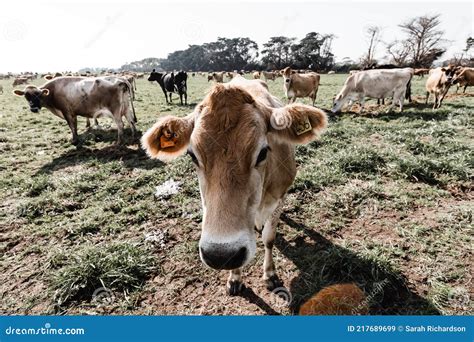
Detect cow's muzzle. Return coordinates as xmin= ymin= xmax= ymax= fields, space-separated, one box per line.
xmin=199 ymin=231 xmax=256 ymax=270
xmin=30 ymin=107 xmax=40 ymax=113
xmin=200 ymin=244 xmax=248 ymax=270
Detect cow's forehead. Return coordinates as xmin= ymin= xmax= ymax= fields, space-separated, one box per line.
xmin=191 ymin=104 xmax=266 ymax=170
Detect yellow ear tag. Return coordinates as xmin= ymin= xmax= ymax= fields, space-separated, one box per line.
xmin=160 ymin=135 xmax=176 ymax=148
xmin=295 ymin=116 xmax=312 ymax=135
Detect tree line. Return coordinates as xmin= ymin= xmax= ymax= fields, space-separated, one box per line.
xmin=118 ymin=14 xmax=473 ymax=73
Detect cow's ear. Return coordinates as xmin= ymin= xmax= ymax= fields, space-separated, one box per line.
xmin=41 ymin=89 xmax=49 ymax=96
xmin=141 ymin=114 xmax=194 ymax=162
xmin=268 ymin=103 xmax=327 ymax=145
xmin=13 ymin=89 xmax=25 ymax=96
xmin=441 ymin=67 xmax=446 ymax=72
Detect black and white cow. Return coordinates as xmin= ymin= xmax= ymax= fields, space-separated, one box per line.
xmin=148 ymin=70 xmax=188 ymax=105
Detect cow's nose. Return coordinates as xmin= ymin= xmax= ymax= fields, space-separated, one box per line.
xmin=200 ymin=244 xmax=247 ymax=270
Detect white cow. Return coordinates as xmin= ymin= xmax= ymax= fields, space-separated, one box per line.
xmin=332 ymin=68 xmax=414 ymax=113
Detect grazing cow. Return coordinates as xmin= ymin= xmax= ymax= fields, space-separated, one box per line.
xmin=282 ymin=67 xmax=320 ymax=106
xmin=252 ymin=71 xmax=260 ymax=79
xmin=414 ymin=68 xmax=430 ymax=78
xmin=327 ymin=71 xmax=336 ymax=75
xmin=12 ymin=77 xmax=28 ymax=86
xmin=141 ymin=75 xmax=327 ymax=295
xmin=453 ymin=67 xmax=474 ymax=93
xmin=44 ymin=72 xmax=63 ymax=80
xmin=261 ymin=71 xmax=276 ymax=81
xmin=13 ymin=77 xmax=135 ymax=145
xmin=148 ymin=70 xmax=188 ymax=105
xmin=207 ymin=72 xmax=224 ymax=83
xmin=425 ymin=66 xmax=458 ymax=109
xmin=332 ymin=68 xmax=414 ymax=113
xmin=0 ymin=85 xmax=3 ymax=94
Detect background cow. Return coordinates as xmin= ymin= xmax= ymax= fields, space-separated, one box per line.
xmin=282 ymin=67 xmax=320 ymax=106
xmin=425 ymin=66 xmax=458 ymax=109
xmin=453 ymin=67 xmax=474 ymax=93
xmin=332 ymin=68 xmax=414 ymax=113
xmin=148 ymin=70 xmax=188 ymax=105
xmin=13 ymin=77 xmax=135 ymax=145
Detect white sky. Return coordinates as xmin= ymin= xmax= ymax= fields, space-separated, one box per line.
xmin=1 ymin=0 xmax=472 ymax=73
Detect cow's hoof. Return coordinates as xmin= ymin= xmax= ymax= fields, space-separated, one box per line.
xmin=71 ymin=139 xmax=79 ymax=146
xmin=265 ymin=275 xmax=283 ymax=291
xmin=227 ymin=280 xmax=243 ymax=296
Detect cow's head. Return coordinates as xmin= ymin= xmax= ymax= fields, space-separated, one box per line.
xmin=449 ymin=66 xmax=465 ymax=85
xmin=441 ymin=65 xmax=461 ymax=84
xmin=282 ymin=67 xmax=292 ymax=85
xmin=142 ymin=84 xmax=326 ymax=270
xmin=148 ymin=69 xmax=163 ymax=82
xmin=13 ymin=86 xmax=49 ymax=113
xmin=174 ymin=71 xmax=188 ymax=93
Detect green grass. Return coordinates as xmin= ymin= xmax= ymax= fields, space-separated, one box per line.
xmin=0 ymin=73 xmax=472 ymax=315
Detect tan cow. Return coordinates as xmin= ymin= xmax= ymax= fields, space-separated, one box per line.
xmin=252 ymin=71 xmax=260 ymax=79
xmin=282 ymin=67 xmax=320 ymax=106
xmin=261 ymin=71 xmax=276 ymax=81
xmin=141 ymin=75 xmax=327 ymax=295
xmin=425 ymin=66 xmax=458 ymax=109
xmin=13 ymin=77 xmax=135 ymax=145
xmin=414 ymin=68 xmax=430 ymax=78
xmin=453 ymin=67 xmax=474 ymax=93
xmin=209 ymin=72 xmax=224 ymax=83
xmin=12 ymin=77 xmax=28 ymax=86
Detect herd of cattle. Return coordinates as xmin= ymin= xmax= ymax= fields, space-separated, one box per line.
xmin=4 ymin=64 xmax=473 ymax=296
xmin=7 ymin=65 xmax=473 ymax=146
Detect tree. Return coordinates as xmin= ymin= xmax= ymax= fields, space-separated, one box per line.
xmin=119 ymin=57 xmax=163 ymax=72
xmin=292 ymin=32 xmax=335 ymax=71
xmin=261 ymin=36 xmax=296 ymax=70
xmin=360 ymin=26 xmax=381 ymax=68
xmin=467 ymin=37 xmax=474 ymax=51
xmin=387 ymin=14 xmax=446 ymax=67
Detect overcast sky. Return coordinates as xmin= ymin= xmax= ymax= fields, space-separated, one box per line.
xmin=1 ymin=0 xmax=472 ymax=72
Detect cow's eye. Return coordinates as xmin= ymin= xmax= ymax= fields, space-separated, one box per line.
xmin=256 ymin=146 xmax=269 ymax=166
xmin=187 ymin=150 xmax=199 ymax=167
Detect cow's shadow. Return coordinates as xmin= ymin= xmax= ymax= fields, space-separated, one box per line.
xmin=35 ymin=128 xmax=164 ymax=175
xmin=268 ymin=214 xmax=440 ymax=315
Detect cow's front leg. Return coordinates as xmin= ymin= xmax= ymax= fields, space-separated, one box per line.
xmin=169 ymin=92 xmax=173 ymax=103
xmin=227 ymin=268 xmax=243 ymax=296
xmin=262 ymin=218 xmax=282 ymax=290
xmin=65 ymin=114 xmax=79 ymax=145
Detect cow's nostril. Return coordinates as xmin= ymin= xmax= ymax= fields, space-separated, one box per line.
xmin=200 ymin=245 xmax=247 ymax=270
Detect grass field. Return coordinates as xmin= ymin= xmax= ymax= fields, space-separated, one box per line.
xmin=0 ymin=73 xmax=472 ymax=315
